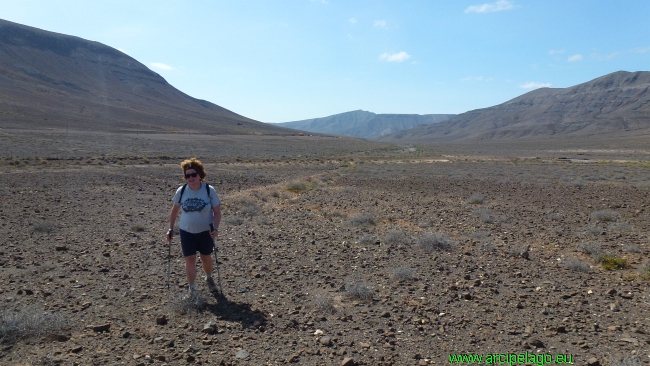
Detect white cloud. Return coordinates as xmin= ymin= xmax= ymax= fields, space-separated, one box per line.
xmin=149 ymin=62 xmax=176 ymax=71
xmin=374 ymin=20 xmax=387 ymax=28
xmin=632 ymin=46 xmax=650 ymax=54
xmin=349 ymin=18 xmax=357 ymax=25
xmin=465 ymin=0 xmax=516 ymax=13
xmin=379 ymin=51 xmax=411 ymax=63
xmin=567 ymin=54 xmax=583 ymax=62
xmin=519 ymin=81 xmax=551 ymax=89
xmin=548 ymin=49 xmax=565 ymax=55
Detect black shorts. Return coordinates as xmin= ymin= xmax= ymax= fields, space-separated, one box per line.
xmin=179 ymin=229 xmax=214 ymax=257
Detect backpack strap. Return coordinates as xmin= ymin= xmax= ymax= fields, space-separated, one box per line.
xmin=178 ymin=183 xmax=187 ymax=205
xmin=206 ymin=183 xmax=212 ymax=208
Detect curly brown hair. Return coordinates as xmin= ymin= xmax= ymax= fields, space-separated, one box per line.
xmin=180 ymin=157 xmax=207 ymax=181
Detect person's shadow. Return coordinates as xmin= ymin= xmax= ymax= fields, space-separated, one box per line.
xmin=206 ymin=292 xmax=267 ymax=330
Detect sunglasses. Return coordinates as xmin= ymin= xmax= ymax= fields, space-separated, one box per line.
xmin=184 ymin=173 xmax=198 ymax=178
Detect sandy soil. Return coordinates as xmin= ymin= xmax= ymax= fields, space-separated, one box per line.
xmin=1 ymin=130 xmax=650 ymax=365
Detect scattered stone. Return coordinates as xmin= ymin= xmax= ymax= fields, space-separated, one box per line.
xmin=91 ymin=323 xmax=111 ymax=333
xmin=70 ymin=346 xmax=83 ymax=353
xmin=606 ymin=289 xmax=617 ymax=296
xmin=320 ymin=336 xmax=332 ymax=346
xmin=359 ymin=342 xmax=370 ymax=349
xmin=620 ymin=337 xmax=639 ymax=346
xmin=203 ymin=321 xmax=217 ymax=334
xmin=43 ymin=333 xmax=70 ymax=342
xmin=587 ymin=358 xmax=600 ymax=366
xmin=156 ymin=315 xmax=167 ymax=325
xmin=235 ymin=350 xmax=250 ymax=359
xmin=608 ymin=325 xmax=621 ymax=331
xmin=530 ymin=339 xmax=545 ymax=348
xmin=341 ymin=357 xmax=356 ymax=366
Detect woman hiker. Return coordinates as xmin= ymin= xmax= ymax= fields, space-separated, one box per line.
xmin=166 ymin=158 xmax=222 ymax=293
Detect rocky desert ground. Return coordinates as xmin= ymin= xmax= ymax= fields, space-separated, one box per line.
xmin=1 ymin=129 xmax=650 ymax=366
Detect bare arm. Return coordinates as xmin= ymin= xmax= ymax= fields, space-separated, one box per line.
xmin=167 ymin=204 xmax=181 ymax=241
xmin=210 ymin=205 xmax=222 ymax=238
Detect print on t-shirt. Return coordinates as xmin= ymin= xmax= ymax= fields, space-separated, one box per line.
xmin=183 ymin=198 xmax=208 ymax=213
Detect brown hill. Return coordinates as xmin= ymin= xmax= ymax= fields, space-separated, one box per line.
xmin=382 ymin=71 xmax=650 ymax=142
xmin=0 ymin=19 xmax=291 ymax=134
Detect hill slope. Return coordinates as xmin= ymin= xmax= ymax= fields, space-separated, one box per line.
xmin=382 ymin=71 xmax=650 ymax=142
xmin=274 ymin=110 xmax=454 ymax=139
xmin=0 ymin=19 xmax=291 ymax=134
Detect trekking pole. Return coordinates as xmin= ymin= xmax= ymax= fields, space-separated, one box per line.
xmin=210 ymin=224 xmax=224 ymax=295
xmin=166 ymin=229 xmax=172 ymax=290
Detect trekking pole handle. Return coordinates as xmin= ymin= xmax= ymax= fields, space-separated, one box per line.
xmin=210 ymin=224 xmax=215 ymax=232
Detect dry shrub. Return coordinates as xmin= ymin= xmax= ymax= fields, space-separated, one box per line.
xmin=347 ymin=213 xmax=376 ymax=226
xmin=343 ymin=278 xmax=373 ymax=301
xmin=578 ymin=242 xmax=601 ymax=258
xmin=168 ymin=290 xmax=209 ymax=316
xmin=391 ymin=267 xmax=416 ymax=282
xmin=590 ymin=210 xmax=618 ymax=222
xmin=313 ymin=293 xmax=335 ymax=314
xmin=357 ymin=234 xmax=375 ymax=246
xmin=583 ymin=225 xmax=603 ymax=236
xmin=32 ymin=221 xmax=54 ymax=234
xmin=224 ymin=216 xmax=244 ymax=226
xmin=467 ymin=193 xmax=485 ymax=204
xmin=240 ymin=203 xmax=261 ymax=217
xmin=383 ymin=230 xmax=409 ymax=246
xmin=418 ymin=233 xmax=454 ymax=252
xmin=611 ymin=357 xmax=641 ymax=366
xmin=563 ymin=258 xmax=592 ymax=272
xmin=0 ymin=305 xmax=69 ymax=343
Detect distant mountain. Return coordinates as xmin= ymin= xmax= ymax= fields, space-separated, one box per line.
xmin=273 ymin=110 xmax=455 ymax=139
xmin=381 ymin=71 xmax=650 ymax=142
xmin=0 ymin=19 xmax=292 ymax=134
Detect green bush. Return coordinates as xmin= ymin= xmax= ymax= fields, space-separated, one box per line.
xmin=598 ymin=255 xmax=628 ymax=270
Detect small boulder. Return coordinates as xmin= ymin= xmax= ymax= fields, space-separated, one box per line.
xmin=91 ymin=323 xmax=111 ymax=333
xmin=235 ymin=350 xmax=250 ymax=359
xmin=203 ymin=321 xmax=217 ymax=334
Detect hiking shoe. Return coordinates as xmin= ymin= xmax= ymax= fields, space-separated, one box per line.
xmin=206 ymin=277 xmax=218 ymax=292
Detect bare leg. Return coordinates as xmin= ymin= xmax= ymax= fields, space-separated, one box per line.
xmin=184 ymin=255 xmax=197 ymax=285
xmin=199 ymin=253 xmax=213 ymax=276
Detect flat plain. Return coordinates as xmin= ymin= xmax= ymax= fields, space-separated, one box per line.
xmin=1 ymin=129 xmax=650 ymax=365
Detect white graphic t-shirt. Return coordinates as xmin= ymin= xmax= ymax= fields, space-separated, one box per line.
xmin=172 ymin=183 xmax=221 ymax=234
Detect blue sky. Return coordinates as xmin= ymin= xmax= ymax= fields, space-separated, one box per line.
xmin=2 ymin=0 xmax=649 ymax=122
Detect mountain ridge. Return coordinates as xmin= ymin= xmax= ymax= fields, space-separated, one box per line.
xmin=0 ymin=18 xmax=292 ymax=135
xmin=274 ymin=110 xmax=455 ymax=139
xmin=381 ymin=71 xmax=650 ymax=142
